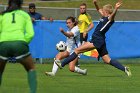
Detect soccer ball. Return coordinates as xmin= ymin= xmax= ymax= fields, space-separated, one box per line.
xmin=56 ymin=41 xmax=67 ymax=52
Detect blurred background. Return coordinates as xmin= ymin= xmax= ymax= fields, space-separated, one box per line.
xmin=0 ymin=0 xmax=140 ymax=20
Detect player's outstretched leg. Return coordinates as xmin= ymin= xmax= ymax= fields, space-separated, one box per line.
xmin=55 ymin=52 xmax=78 ymax=68
xmin=110 ymin=59 xmax=132 ymax=76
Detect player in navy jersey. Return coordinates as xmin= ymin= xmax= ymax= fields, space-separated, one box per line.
xmin=55 ymin=0 xmax=131 ymax=76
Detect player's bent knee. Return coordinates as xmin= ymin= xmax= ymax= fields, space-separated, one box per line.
xmin=102 ymin=55 xmax=111 ymax=64
xmin=102 ymin=58 xmax=110 ymax=64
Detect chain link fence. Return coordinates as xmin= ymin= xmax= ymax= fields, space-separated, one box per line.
xmin=0 ymin=5 xmax=140 ymax=21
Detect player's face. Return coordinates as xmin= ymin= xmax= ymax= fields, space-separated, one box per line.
xmin=66 ymin=19 xmax=74 ymax=29
xmin=102 ymin=9 xmax=109 ymax=16
xmin=80 ymin=5 xmax=86 ymax=14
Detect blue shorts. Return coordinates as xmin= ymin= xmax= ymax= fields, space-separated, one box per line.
xmin=90 ymin=37 xmax=108 ymax=57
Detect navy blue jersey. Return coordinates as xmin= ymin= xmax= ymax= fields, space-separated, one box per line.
xmin=90 ymin=17 xmax=114 ymax=54
xmin=92 ymin=17 xmax=114 ymax=38
xmin=28 ymin=12 xmax=43 ymax=20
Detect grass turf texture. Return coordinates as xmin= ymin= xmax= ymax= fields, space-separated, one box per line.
xmin=0 ymin=1 xmax=140 ymax=93
xmin=0 ymin=62 xmax=140 ymax=93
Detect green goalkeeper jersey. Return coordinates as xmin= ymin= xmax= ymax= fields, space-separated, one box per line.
xmin=0 ymin=10 xmax=34 ymax=43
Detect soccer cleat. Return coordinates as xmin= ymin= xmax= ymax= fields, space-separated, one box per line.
xmin=55 ymin=60 xmax=63 ymax=69
xmin=83 ymin=69 xmax=87 ymax=75
xmin=45 ymin=72 xmax=55 ymax=76
xmin=125 ymin=67 xmax=132 ymax=77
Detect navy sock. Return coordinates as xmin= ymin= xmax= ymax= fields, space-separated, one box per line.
xmin=61 ymin=52 xmax=78 ymax=67
xmin=110 ymin=59 xmax=125 ymax=71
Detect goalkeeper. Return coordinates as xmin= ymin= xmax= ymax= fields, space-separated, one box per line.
xmin=0 ymin=0 xmax=37 ymax=93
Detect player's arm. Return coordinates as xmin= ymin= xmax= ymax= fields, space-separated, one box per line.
xmin=93 ymin=0 xmax=104 ymax=16
xmin=37 ymin=13 xmax=46 ymax=20
xmin=25 ymin=15 xmax=34 ymax=43
xmin=108 ymin=1 xmax=122 ymax=21
xmin=85 ymin=15 xmax=94 ymax=33
xmin=59 ymin=27 xmax=74 ymax=38
xmin=83 ymin=22 xmax=94 ymax=38
xmin=31 ymin=17 xmax=36 ymax=22
xmin=86 ymin=22 xmax=94 ymax=33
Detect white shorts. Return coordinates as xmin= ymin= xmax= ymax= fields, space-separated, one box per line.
xmin=66 ymin=44 xmax=81 ymax=58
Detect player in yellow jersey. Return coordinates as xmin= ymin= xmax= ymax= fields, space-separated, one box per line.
xmin=0 ymin=0 xmax=37 ymax=93
xmin=77 ymin=3 xmax=94 ymax=66
xmin=78 ymin=3 xmax=94 ymax=44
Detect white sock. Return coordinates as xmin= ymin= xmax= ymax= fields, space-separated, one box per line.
xmin=52 ymin=60 xmax=60 ymax=75
xmin=74 ymin=66 xmax=85 ymax=74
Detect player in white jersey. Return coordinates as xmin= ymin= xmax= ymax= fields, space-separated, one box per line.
xmin=45 ymin=16 xmax=87 ymax=76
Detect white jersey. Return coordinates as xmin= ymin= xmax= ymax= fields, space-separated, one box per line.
xmin=66 ymin=26 xmax=81 ymax=53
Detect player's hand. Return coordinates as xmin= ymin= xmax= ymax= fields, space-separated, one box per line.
xmin=59 ymin=27 xmax=64 ymax=33
xmin=31 ymin=17 xmax=35 ymax=22
xmin=115 ymin=1 xmax=122 ymax=9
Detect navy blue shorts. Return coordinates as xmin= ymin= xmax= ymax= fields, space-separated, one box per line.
xmin=90 ymin=37 xmax=108 ymax=57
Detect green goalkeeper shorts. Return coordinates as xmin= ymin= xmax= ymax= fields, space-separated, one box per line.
xmin=0 ymin=41 xmax=31 ymax=61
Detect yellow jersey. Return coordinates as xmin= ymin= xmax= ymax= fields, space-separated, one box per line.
xmin=78 ymin=13 xmax=92 ymax=33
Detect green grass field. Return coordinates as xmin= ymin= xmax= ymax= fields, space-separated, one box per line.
xmin=0 ymin=62 xmax=140 ymax=93
xmin=0 ymin=0 xmax=140 ymax=93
